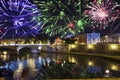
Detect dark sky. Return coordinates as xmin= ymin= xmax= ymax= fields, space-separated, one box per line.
xmin=31 ymin=0 xmax=120 ymax=38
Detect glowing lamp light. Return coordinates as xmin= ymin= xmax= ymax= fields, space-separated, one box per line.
xmin=71 ymin=44 xmax=76 ymax=49
xmin=3 ymin=51 xmax=8 ymax=55
xmin=105 ymin=35 xmax=108 ymax=38
xmin=3 ymin=42 xmax=7 ymax=45
xmin=61 ymin=63 xmax=64 ymax=67
xmin=2 ymin=55 xmax=7 ymax=61
xmin=119 ymin=38 xmax=120 ymax=43
xmin=105 ymin=69 xmax=110 ymax=74
xmin=80 ymin=43 xmax=85 ymax=45
xmin=87 ymin=44 xmax=94 ymax=49
xmin=38 ymin=46 xmax=42 ymax=50
xmin=27 ymin=55 xmax=29 ymax=58
xmin=110 ymin=44 xmax=118 ymax=50
xmin=111 ymin=65 xmax=118 ymax=71
xmin=75 ymin=41 xmax=78 ymax=44
xmin=63 ymin=60 xmax=66 ymax=64
xmin=31 ymin=41 xmax=34 ymax=44
xmin=88 ymin=61 xmax=94 ymax=66
xmin=63 ymin=40 xmax=65 ymax=43
xmin=71 ymin=57 xmax=77 ymax=63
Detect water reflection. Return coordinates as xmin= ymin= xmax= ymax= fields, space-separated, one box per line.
xmin=111 ymin=64 xmax=119 ymax=71
xmin=0 ymin=54 xmax=9 ymax=61
xmin=88 ymin=61 xmax=94 ymax=66
xmin=0 ymin=53 xmax=120 ymax=79
xmin=14 ymin=61 xmax=23 ymax=79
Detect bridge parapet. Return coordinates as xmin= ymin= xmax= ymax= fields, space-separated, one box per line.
xmin=0 ymin=44 xmax=52 ymax=54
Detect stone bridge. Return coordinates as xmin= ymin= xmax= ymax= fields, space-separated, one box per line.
xmin=0 ymin=44 xmax=53 ymax=54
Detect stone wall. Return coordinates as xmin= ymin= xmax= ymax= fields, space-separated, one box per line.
xmin=69 ymin=44 xmax=120 ymax=55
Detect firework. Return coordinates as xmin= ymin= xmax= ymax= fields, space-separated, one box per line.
xmin=84 ymin=0 xmax=120 ymax=30
xmin=34 ymin=0 xmax=86 ymax=38
xmin=0 ymin=0 xmax=42 ymax=39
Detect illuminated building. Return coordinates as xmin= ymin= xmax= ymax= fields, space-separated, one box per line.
xmin=101 ymin=33 xmax=120 ymax=44
xmin=87 ymin=32 xmax=100 ymax=44
xmin=54 ymin=38 xmax=63 ymax=45
xmin=75 ymin=32 xmax=100 ymax=44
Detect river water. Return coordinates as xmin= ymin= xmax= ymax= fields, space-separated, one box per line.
xmin=0 ymin=52 xmax=120 ymax=79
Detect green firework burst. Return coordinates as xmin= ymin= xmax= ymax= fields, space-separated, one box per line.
xmin=34 ymin=0 xmax=87 ymax=38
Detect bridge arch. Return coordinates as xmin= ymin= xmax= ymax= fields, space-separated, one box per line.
xmin=18 ymin=47 xmax=32 ymax=55
xmin=0 ymin=47 xmax=17 ymax=55
xmin=0 ymin=44 xmax=53 ymax=55
xmin=17 ymin=46 xmax=32 ymax=54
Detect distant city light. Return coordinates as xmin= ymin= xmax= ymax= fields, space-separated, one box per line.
xmin=38 ymin=46 xmax=42 ymax=50
xmin=75 ymin=41 xmax=79 ymax=44
xmin=87 ymin=44 xmax=94 ymax=49
xmin=3 ymin=42 xmax=7 ymax=45
xmin=105 ymin=69 xmax=110 ymax=74
xmin=71 ymin=57 xmax=77 ymax=63
xmin=61 ymin=63 xmax=64 ymax=67
xmin=80 ymin=43 xmax=86 ymax=45
xmin=31 ymin=41 xmax=34 ymax=44
xmin=111 ymin=65 xmax=118 ymax=71
xmin=1 ymin=55 xmax=8 ymax=61
xmin=88 ymin=61 xmax=94 ymax=66
xmin=3 ymin=51 xmax=8 ymax=55
xmin=110 ymin=44 xmax=118 ymax=50
xmin=71 ymin=44 xmax=77 ymax=49
xmin=105 ymin=35 xmax=108 ymax=38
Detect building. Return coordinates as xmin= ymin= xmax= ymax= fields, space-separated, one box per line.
xmin=75 ymin=34 xmax=87 ymax=44
xmin=101 ymin=33 xmax=120 ymax=44
xmin=87 ymin=32 xmax=100 ymax=44
xmin=75 ymin=32 xmax=100 ymax=44
xmin=54 ymin=37 xmax=63 ymax=45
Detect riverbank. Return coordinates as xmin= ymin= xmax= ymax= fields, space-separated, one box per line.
xmin=42 ymin=51 xmax=120 ymax=61
xmin=51 ymin=78 xmax=120 ymax=80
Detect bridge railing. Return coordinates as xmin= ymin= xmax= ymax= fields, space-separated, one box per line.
xmin=0 ymin=44 xmax=49 ymax=46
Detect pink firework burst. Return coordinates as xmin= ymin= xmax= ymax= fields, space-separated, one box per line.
xmin=85 ymin=0 xmax=120 ymax=29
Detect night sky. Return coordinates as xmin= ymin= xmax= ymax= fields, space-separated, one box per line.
xmin=32 ymin=0 xmax=120 ymax=37
xmin=0 ymin=0 xmax=120 ymax=39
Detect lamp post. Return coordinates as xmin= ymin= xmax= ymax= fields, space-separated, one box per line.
xmin=110 ymin=44 xmax=118 ymax=55
xmin=104 ymin=69 xmax=110 ymax=77
xmin=105 ymin=35 xmax=108 ymax=43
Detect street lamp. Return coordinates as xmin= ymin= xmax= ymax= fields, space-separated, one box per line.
xmin=111 ymin=64 xmax=118 ymax=71
xmin=110 ymin=44 xmax=118 ymax=55
xmin=87 ymin=44 xmax=94 ymax=49
xmin=104 ymin=69 xmax=110 ymax=77
xmin=88 ymin=61 xmax=94 ymax=66
xmin=105 ymin=35 xmax=108 ymax=43
xmin=71 ymin=44 xmax=76 ymax=49
xmin=3 ymin=51 xmax=8 ymax=55
xmin=110 ymin=44 xmax=118 ymax=50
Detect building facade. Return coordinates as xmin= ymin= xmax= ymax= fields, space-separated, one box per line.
xmin=87 ymin=32 xmax=100 ymax=44
xmin=75 ymin=32 xmax=100 ymax=44
xmin=101 ymin=33 xmax=120 ymax=44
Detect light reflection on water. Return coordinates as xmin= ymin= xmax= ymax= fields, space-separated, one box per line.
xmin=13 ymin=57 xmax=38 ymax=80
xmin=0 ymin=53 xmax=120 ymax=79
xmin=0 ymin=54 xmax=9 ymax=61
xmin=14 ymin=61 xmax=23 ymax=79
